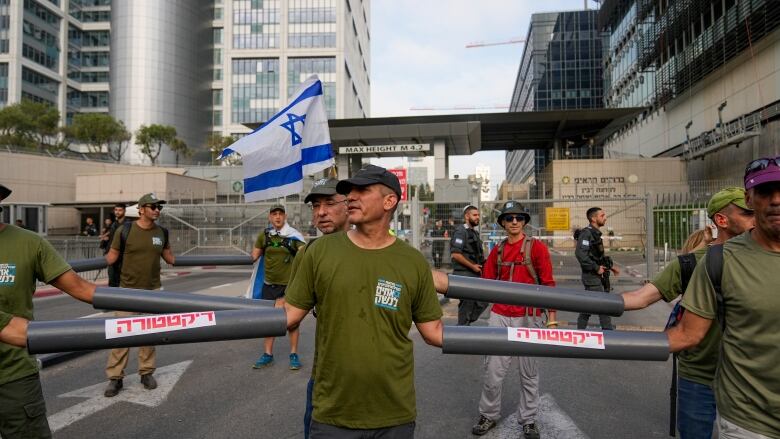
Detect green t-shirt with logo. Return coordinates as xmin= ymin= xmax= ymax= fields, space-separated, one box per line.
xmin=254 ymin=230 xmax=304 ymax=285
xmin=682 ymin=232 xmax=780 ymax=437
xmin=0 ymin=225 xmax=71 ymax=385
xmin=651 ymin=247 xmax=720 ymax=385
xmin=285 ymin=231 xmax=443 ymax=429
xmin=111 ymin=222 xmax=168 ymax=290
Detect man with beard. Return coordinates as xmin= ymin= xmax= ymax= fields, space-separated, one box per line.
xmin=450 ymin=205 xmax=488 ymax=325
xmin=575 ymin=207 xmax=620 ymax=330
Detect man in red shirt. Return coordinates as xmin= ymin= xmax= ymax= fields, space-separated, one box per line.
xmin=471 ymin=201 xmax=557 ymax=439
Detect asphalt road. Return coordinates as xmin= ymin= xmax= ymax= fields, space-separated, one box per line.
xmin=35 ymin=268 xmax=675 ymax=439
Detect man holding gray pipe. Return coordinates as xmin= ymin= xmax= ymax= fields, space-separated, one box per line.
xmin=0 ymin=183 xmax=97 ymax=439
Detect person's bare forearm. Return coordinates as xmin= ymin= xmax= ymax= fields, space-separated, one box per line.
xmin=0 ymin=316 xmax=29 ymax=348
xmin=621 ymin=283 xmax=663 ymax=311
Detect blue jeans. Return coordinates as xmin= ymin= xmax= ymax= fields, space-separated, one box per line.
xmin=304 ymin=378 xmax=314 ymax=439
xmin=677 ymin=377 xmax=716 ymax=439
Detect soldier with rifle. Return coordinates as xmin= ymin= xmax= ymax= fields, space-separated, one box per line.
xmin=575 ymin=207 xmax=620 ymax=330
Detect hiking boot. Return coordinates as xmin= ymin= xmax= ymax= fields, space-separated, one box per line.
xmin=104 ymin=379 xmax=123 ymax=397
xmin=522 ymin=423 xmax=540 ymax=439
xmin=253 ymin=353 xmax=274 ymax=369
xmin=471 ymin=415 xmax=497 ymax=436
xmin=140 ymin=374 xmax=157 ymax=390
xmin=289 ymin=353 xmax=302 ymax=370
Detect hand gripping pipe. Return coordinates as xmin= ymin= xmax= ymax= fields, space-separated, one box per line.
xmin=442 ymin=326 xmax=669 ymax=361
xmin=172 ymin=255 xmax=254 ymax=266
xmin=27 ymin=308 xmax=287 ymax=354
xmin=446 ymin=275 xmax=625 ymax=316
xmin=69 ymin=258 xmax=108 ymax=272
xmin=92 ymin=287 xmax=274 ymax=312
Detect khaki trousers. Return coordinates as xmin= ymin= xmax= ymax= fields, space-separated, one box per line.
xmin=105 ymin=311 xmax=156 ymax=379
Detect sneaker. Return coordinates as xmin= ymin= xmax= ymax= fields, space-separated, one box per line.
xmin=289 ymin=353 xmax=302 ymax=370
xmin=522 ymin=423 xmax=540 ymax=439
xmin=471 ymin=415 xmax=497 ymax=436
xmin=104 ymin=378 xmax=123 ymax=397
xmin=140 ymin=374 xmax=157 ymax=390
xmin=253 ymin=353 xmax=274 ymax=369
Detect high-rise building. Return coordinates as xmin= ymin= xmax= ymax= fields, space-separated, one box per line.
xmin=599 ymin=0 xmax=780 ymax=182
xmin=506 ymin=10 xmax=605 ymax=184
xmin=0 ymin=0 xmax=370 ymax=165
xmin=0 ymin=0 xmax=111 ymax=122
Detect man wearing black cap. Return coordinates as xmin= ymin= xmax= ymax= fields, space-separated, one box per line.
xmin=471 ymin=201 xmax=556 ymax=439
xmin=103 ymin=193 xmax=175 ymax=397
xmin=668 ymin=158 xmax=780 ymax=439
xmin=285 ymin=164 xmax=443 ymax=438
xmin=251 ymin=204 xmax=305 ymax=370
xmin=450 ymin=204 xmax=488 ymax=325
xmin=0 ymin=183 xmax=97 ymax=438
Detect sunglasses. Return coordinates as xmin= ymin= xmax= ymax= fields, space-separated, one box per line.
xmin=143 ymin=204 xmax=164 ymax=211
xmin=745 ymin=157 xmax=780 ymax=177
xmin=503 ymin=215 xmax=526 ymax=223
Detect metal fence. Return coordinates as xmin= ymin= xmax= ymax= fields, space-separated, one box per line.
xmin=47 ymin=237 xmax=107 ymax=281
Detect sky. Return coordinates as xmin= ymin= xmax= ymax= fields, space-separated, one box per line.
xmin=369 ymin=0 xmax=600 ymax=190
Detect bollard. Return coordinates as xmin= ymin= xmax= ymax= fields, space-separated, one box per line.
xmin=27 ymin=308 xmax=287 ymax=354
xmin=69 ymin=258 xmax=108 ymax=272
xmin=442 ymin=326 xmax=669 ymax=361
xmin=172 ymin=255 xmax=253 ymax=266
xmin=92 ymin=287 xmax=274 ymax=313
xmin=447 ymin=275 xmax=625 ymax=316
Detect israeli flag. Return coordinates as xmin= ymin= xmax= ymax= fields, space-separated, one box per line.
xmin=219 ymin=75 xmax=334 ymax=202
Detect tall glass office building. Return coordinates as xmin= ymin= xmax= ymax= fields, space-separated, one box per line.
xmin=506 ymin=10 xmax=604 ymax=184
xmin=0 ymin=0 xmax=370 ymax=165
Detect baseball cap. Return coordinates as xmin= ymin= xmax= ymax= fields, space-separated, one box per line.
xmin=269 ymin=204 xmax=285 ymax=213
xmin=463 ymin=204 xmax=478 ymax=214
xmin=707 ymin=187 xmax=750 ymax=217
xmin=497 ymin=200 xmax=530 ymax=224
xmin=0 ymin=183 xmax=11 ymax=201
xmin=138 ymin=193 xmax=166 ymax=206
xmin=304 ymin=178 xmax=340 ymax=203
xmin=336 ymin=164 xmax=402 ymax=198
xmin=744 ymin=157 xmax=780 ymax=190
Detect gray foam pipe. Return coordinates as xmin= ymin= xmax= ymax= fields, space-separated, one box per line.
xmin=442 ymin=326 xmax=669 ymax=361
xmin=27 ymin=308 xmax=287 ymax=354
xmin=92 ymin=287 xmax=274 ymax=313
xmin=447 ymin=275 xmax=625 ymax=316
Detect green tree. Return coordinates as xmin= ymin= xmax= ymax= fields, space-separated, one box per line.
xmin=206 ymin=133 xmax=237 ymax=164
xmin=69 ymin=113 xmax=129 ymax=157
xmin=106 ymin=122 xmax=132 ymax=163
xmin=0 ymin=100 xmax=59 ymax=149
xmin=135 ymin=124 xmax=177 ymax=165
xmin=170 ymin=137 xmax=190 ymax=166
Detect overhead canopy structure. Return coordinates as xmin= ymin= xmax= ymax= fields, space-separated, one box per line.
xmin=245 ymin=107 xmax=645 ymax=155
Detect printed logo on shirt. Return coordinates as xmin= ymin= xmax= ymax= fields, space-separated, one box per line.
xmin=152 ymin=236 xmax=163 ymax=246
xmin=374 ymin=278 xmax=402 ymax=311
xmin=581 ymin=240 xmax=590 ymax=247
xmin=0 ymin=264 xmax=16 ymax=286
xmin=454 ymin=238 xmax=464 ymax=245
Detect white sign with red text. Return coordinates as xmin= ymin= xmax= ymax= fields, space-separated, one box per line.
xmin=507 ymin=327 xmax=606 ymax=349
xmin=105 ymin=312 xmax=217 ymax=339
xmin=388 ymin=168 xmax=408 ymax=201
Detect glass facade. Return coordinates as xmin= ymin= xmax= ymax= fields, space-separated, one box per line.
xmin=0 ymin=0 xmax=9 ymax=54
xmin=232 ymin=0 xmax=279 ymax=49
xmin=231 ymin=58 xmax=279 ymax=124
xmin=287 ymin=57 xmax=335 ymax=118
xmin=21 ymin=67 xmax=59 ymax=106
xmin=288 ymin=0 xmax=337 ymax=48
xmin=22 ymin=16 xmax=61 ymax=71
xmin=0 ymin=63 xmax=8 ymax=107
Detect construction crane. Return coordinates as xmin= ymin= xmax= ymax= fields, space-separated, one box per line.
xmin=465 ymin=38 xmax=525 ymax=49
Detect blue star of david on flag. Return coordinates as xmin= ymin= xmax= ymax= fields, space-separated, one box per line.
xmin=280 ymin=113 xmax=307 ymax=146
xmin=217 ymin=75 xmax=334 ymax=202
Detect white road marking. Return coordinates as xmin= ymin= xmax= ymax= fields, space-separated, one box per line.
xmin=481 ymin=393 xmax=588 ymax=439
xmin=47 ymin=360 xmax=192 ymax=433
xmin=210 ymin=283 xmax=233 ymax=289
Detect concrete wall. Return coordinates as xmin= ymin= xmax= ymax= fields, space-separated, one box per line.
xmin=75 ymin=172 xmax=216 ymax=204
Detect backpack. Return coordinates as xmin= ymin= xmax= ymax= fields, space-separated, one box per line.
xmin=262 ymin=228 xmax=300 ymax=257
xmin=495 ymin=236 xmax=539 ymax=284
xmin=573 ymin=228 xmax=582 ymax=240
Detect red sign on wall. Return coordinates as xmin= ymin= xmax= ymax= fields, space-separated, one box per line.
xmin=389 ymin=168 xmax=408 ymax=201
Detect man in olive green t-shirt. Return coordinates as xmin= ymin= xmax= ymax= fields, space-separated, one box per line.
xmin=285 ymin=165 xmax=444 ymax=438
xmin=0 ymin=183 xmax=97 ymax=438
xmin=103 ymin=193 xmax=175 ymax=398
xmin=250 ymin=204 xmax=305 ymax=370
xmin=668 ymin=160 xmax=780 ymax=438
xmin=621 ymin=187 xmax=754 ymax=438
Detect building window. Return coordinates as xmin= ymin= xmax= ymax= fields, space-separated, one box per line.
xmin=214 ymin=7 xmax=223 ymax=20
xmin=288 ymin=57 xmax=335 ymax=119
xmin=213 ymin=28 xmax=223 ymax=45
xmin=0 ymin=63 xmax=8 ymax=107
xmin=213 ymin=110 xmax=223 ymax=126
xmin=22 ymin=67 xmax=59 ymax=106
xmin=213 ymin=68 xmax=223 ymax=81
xmin=231 ymin=58 xmax=279 ymax=124
xmin=213 ymin=89 xmax=223 ymax=106
xmin=288 ymin=0 xmax=336 ymax=48
xmin=232 ymin=0 xmax=278 ymax=49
